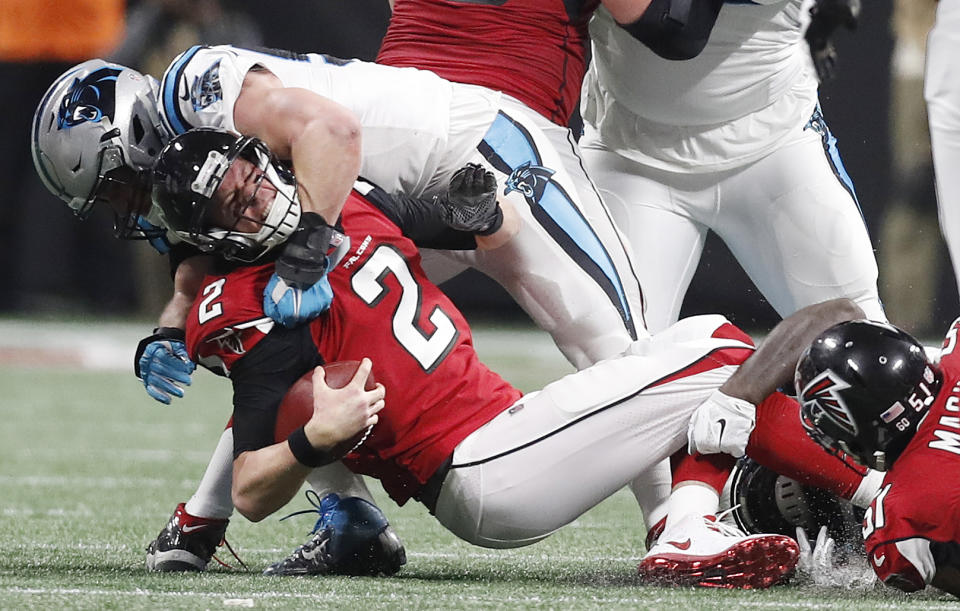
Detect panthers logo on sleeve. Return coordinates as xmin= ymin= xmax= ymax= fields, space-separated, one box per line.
xmin=190 ymin=59 xmax=223 ymax=111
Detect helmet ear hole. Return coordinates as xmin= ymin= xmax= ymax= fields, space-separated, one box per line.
xmin=132 ymin=116 xmax=145 ymax=144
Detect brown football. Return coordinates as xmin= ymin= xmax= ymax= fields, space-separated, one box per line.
xmin=273 ymin=360 xmax=376 ymax=452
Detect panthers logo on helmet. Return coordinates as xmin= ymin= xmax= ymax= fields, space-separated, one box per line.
xmin=190 ymin=60 xmax=223 ymax=111
xmin=56 ymin=66 xmax=122 ymax=129
xmin=800 ymin=370 xmax=857 ymax=436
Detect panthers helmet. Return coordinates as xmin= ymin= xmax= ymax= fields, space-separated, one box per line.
xmin=151 ymin=128 xmax=301 ymax=262
xmin=31 ymin=59 xmax=169 ymax=238
xmin=795 ymin=320 xmax=942 ymax=471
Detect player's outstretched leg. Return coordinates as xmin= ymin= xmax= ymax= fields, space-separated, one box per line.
xmin=145 ymin=502 xmax=229 ymax=572
xmin=263 ymin=491 xmax=406 ymax=577
xmin=637 ymin=513 xmax=799 ymax=589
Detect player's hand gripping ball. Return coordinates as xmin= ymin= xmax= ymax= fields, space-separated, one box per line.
xmin=274 ymin=360 xmax=377 ymax=455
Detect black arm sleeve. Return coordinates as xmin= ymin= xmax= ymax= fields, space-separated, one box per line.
xmin=618 ymin=0 xmax=724 ymax=60
xmin=361 ymin=181 xmax=479 ymax=250
xmin=227 ymin=324 xmax=321 ymax=459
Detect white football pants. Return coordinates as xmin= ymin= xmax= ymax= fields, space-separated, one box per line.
xmin=580 ymin=109 xmax=886 ymax=333
xmin=926 ymin=0 xmax=960 ymax=295
xmin=424 ymin=94 xmax=648 ymax=370
xmin=434 ymin=315 xmax=749 ymax=547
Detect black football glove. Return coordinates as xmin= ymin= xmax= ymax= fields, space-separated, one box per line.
xmin=434 ymin=163 xmax=503 ymax=236
xmin=806 ymin=0 xmax=860 ymax=82
xmin=275 ymin=212 xmax=338 ymax=288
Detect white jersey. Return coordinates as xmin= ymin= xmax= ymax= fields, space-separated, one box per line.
xmin=157 ymin=45 xmax=647 ymax=369
xmin=581 ymin=0 xmax=819 ymax=172
xmin=158 ymin=45 xmax=499 ymax=196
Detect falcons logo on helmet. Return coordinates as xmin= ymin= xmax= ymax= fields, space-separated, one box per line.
xmin=800 ymin=370 xmax=858 ymax=435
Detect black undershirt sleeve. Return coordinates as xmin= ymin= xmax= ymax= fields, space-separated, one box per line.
xmin=618 ymin=0 xmax=724 ymax=60
xmin=362 ymin=181 xmax=478 ymax=250
xmin=228 ymin=324 xmax=322 ymax=459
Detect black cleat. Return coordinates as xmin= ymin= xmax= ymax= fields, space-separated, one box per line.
xmin=263 ymin=492 xmax=406 ymax=577
xmin=145 ymin=502 xmax=229 ymax=572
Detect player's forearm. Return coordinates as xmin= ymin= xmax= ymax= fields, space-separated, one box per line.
xmin=231 ymin=446 xmax=312 ymax=522
xmin=291 ymin=115 xmax=362 ymax=224
xmin=720 ymin=298 xmax=865 ymax=405
xmin=157 ymin=256 xmax=212 ymax=328
xmin=234 ymin=77 xmax=362 ymax=225
xmin=474 ymin=197 xmax=520 ymax=250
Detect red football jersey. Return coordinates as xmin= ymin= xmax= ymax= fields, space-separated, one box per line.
xmin=377 ymin=0 xmax=599 ymax=126
xmin=862 ymin=316 xmax=960 ymax=591
xmin=187 ymin=189 xmax=522 ymax=504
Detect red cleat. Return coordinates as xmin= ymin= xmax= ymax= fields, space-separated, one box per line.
xmin=638 ymin=514 xmax=799 ymax=589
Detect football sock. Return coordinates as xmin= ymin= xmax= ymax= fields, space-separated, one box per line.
xmin=306 ymin=461 xmax=376 ymax=504
xmin=663 ymin=482 xmax=720 ymax=532
xmin=671 ymin=450 xmax=734 ymax=493
xmin=185 ymin=427 xmax=235 ymax=520
xmin=628 ymin=459 xmax=672 ymax=531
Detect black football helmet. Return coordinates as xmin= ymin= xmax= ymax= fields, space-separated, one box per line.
xmin=795 ymin=320 xmax=941 ymax=471
xmin=728 ymin=457 xmax=865 ymax=560
xmin=151 ymin=128 xmax=301 ymax=262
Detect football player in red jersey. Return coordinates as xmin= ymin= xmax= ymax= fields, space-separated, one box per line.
xmin=686 ymin=301 xmax=960 ymax=596
xmin=147 ymin=127 xmax=908 ymax=588
xmin=790 ymin=319 xmax=960 ymax=596
xmin=378 ymin=0 xmax=728 ymax=544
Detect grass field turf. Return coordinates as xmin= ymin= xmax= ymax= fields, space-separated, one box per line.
xmin=1 ymin=321 xmax=958 ymax=609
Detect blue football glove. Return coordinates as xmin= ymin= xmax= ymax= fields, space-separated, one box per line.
xmin=134 ymin=328 xmax=196 ymax=404
xmin=263 ymin=271 xmax=334 ymax=328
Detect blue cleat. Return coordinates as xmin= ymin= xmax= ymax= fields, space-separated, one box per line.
xmin=263 ymin=491 xmax=406 ymax=576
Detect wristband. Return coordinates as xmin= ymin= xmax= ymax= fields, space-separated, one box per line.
xmin=475 ymin=207 xmax=504 ymax=236
xmin=287 ymin=426 xmax=335 ymax=468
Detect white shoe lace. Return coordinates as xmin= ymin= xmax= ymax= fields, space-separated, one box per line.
xmin=704 ymin=508 xmax=749 ymax=538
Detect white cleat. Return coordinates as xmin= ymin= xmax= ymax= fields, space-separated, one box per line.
xmin=638 ymin=513 xmax=799 ymax=589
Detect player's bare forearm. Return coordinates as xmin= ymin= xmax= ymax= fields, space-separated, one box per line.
xmin=157 ymin=256 xmax=212 ymax=328
xmin=474 ymin=197 xmax=521 ymax=250
xmin=232 ymin=447 xmax=312 ymax=522
xmin=234 ymin=70 xmax=362 ymax=225
xmin=720 ymin=298 xmax=865 ymax=405
xmin=290 ymin=112 xmax=361 ymax=224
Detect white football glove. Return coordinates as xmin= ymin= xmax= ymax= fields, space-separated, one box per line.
xmin=687 ymin=390 xmax=756 ymax=457
xmin=796 ymin=525 xmax=877 ymax=588
xmin=797 ymin=526 xmax=836 ymax=586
